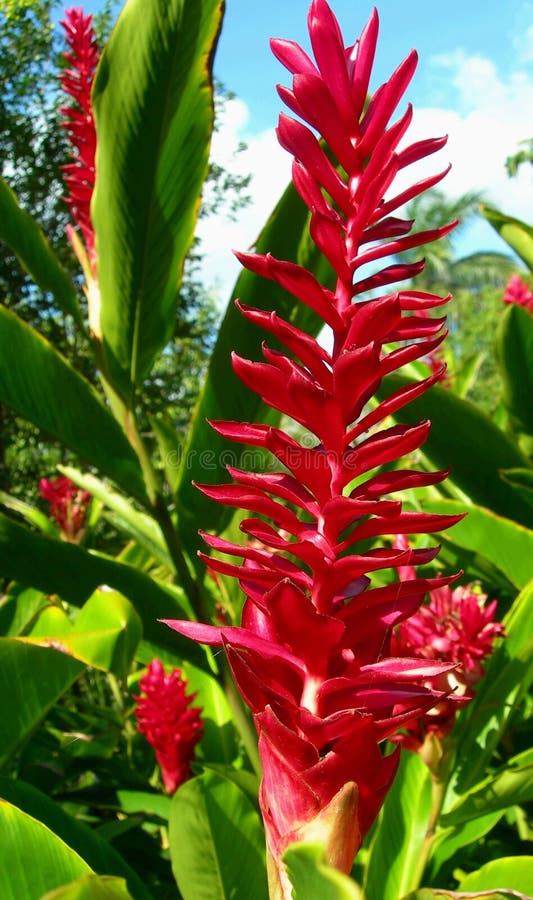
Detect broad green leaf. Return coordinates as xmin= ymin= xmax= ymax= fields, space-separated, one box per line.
xmin=364 ymin=752 xmax=432 ymax=900
xmin=59 ymin=467 xmax=172 ymax=571
xmin=496 ymin=304 xmax=533 ymax=435
xmin=92 ymin=0 xmax=224 ymax=397
xmin=420 ymin=499 xmax=533 ymax=589
xmin=451 ymin=353 xmax=484 ymax=399
xmin=0 ymin=176 xmax=81 ymax=323
xmin=25 ymin=588 xmax=142 ymax=679
xmin=0 ymin=489 xmax=58 ymax=535
xmin=0 ymin=778 xmax=151 ymax=900
xmin=176 ymin=179 xmax=334 ymax=556
xmin=116 ymin=791 xmax=171 ymax=822
xmin=500 ymin=468 xmax=533 ymax=509
xmin=181 ymin=661 xmax=238 ymax=764
xmin=449 ymin=579 xmax=533 ymax=795
xmin=284 ymin=842 xmax=365 ymax=900
xmin=0 ymin=306 xmax=147 ymax=503
xmin=169 ymin=770 xmax=268 ymax=900
xmin=480 ymin=204 xmax=533 ymax=270
xmin=0 ymin=511 xmax=208 ymax=671
xmin=426 ymin=812 xmax=504 ymax=883
xmin=42 ymin=875 xmax=133 ymax=900
xmin=0 ymin=801 xmax=91 ymax=900
xmin=0 ymin=583 xmax=49 ymax=636
xmin=402 ymin=890 xmax=524 ymax=899
xmin=458 ymin=857 xmax=533 ymax=895
xmin=0 ymin=638 xmax=84 ymax=767
xmin=380 ymin=375 xmax=533 ymax=528
xmin=441 ymin=748 xmax=533 ymax=827
xmin=150 ymin=414 xmax=182 ymax=494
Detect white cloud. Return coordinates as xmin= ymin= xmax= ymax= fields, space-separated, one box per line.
xmin=199 ymin=50 xmax=532 ymax=303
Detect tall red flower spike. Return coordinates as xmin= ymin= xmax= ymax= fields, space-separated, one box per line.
xmin=134 ymin=659 xmax=204 ymax=795
xmin=60 ymin=7 xmax=99 ymax=276
xmin=39 ymin=475 xmax=91 ymax=542
xmin=164 ymin=1 xmax=463 ymax=892
xmin=502 ymin=274 xmax=533 ymax=313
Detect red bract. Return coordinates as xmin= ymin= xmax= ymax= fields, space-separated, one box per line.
xmin=60 ymin=7 xmax=99 ymax=275
xmin=39 ymin=475 xmax=91 ymax=542
xmin=134 ymin=659 xmax=203 ymax=795
xmin=502 ymin=274 xmax=533 ymax=312
xmin=164 ymin=0 xmax=463 ymax=889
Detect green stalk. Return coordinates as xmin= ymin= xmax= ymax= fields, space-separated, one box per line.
xmin=410 ymin=774 xmax=447 ymax=889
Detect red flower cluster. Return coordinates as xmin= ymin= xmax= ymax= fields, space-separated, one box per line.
xmin=165 ymin=0 xmax=462 ymax=886
xmin=60 ymin=7 xmax=99 ymax=275
xmin=134 ymin=659 xmax=203 ymax=795
xmin=392 ymin=569 xmax=504 ymax=758
xmin=502 ymin=274 xmax=533 ymax=313
xmin=39 ymin=476 xmax=91 ymax=542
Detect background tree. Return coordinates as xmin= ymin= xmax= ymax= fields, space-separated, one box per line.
xmin=0 ymin=0 xmax=250 ymax=499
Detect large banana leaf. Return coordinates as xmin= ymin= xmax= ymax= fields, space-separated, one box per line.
xmin=480 ymin=204 xmax=533 ymax=270
xmin=381 ymin=375 xmax=533 ymax=528
xmin=0 ymin=177 xmax=81 ymax=324
xmin=175 ymin=180 xmax=333 ymax=555
xmin=0 ymin=512 xmax=207 ymax=670
xmin=0 ymin=306 xmax=147 ymax=503
xmin=496 ymin=304 xmax=533 ymax=436
xmin=92 ymin=0 xmax=224 ymax=399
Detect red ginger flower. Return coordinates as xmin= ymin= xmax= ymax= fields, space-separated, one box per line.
xmin=502 ymin=274 xmax=533 ymax=312
xmin=39 ymin=476 xmax=91 ymax=542
xmin=134 ymin=659 xmax=203 ymax=795
xmin=391 ymin=554 xmax=504 ymax=760
xmin=165 ymin=1 xmax=463 ymax=890
xmin=60 ymin=7 xmax=99 ymax=277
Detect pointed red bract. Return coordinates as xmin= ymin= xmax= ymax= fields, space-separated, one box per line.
xmin=165 ymin=0 xmax=463 ymax=883
xmin=134 ymin=659 xmax=203 ymax=794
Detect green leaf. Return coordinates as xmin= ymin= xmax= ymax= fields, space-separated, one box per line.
xmin=168 ymin=770 xmax=268 ymax=900
xmin=176 ymin=179 xmax=334 ymax=557
xmin=0 ymin=801 xmax=92 ymax=900
xmin=26 ymin=588 xmax=142 ymax=679
xmin=496 ymin=304 xmax=533 ymax=435
xmin=480 ymin=203 xmax=533 ymax=270
xmin=41 ymin=875 xmax=133 ymax=900
xmin=458 ymin=856 xmax=533 ymax=895
xmin=59 ymin=467 xmax=172 ymax=571
xmin=451 ymin=353 xmax=484 ymax=400
xmin=441 ymin=748 xmax=533 ymax=827
xmin=0 ymin=489 xmax=58 ymax=535
xmin=0 ymin=639 xmax=85 ymax=768
xmin=420 ymin=499 xmax=533 ymax=589
xmin=116 ymin=791 xmax=171 ymax=822
xmin=380 ymin=375 xmax=533 ymax=528
xmin=181 ymin=661 xmax=238 ymax=764
xmin=284 ymin=842 xmax=365 ymax=900
xmin=450 ymin=579 xmax=533 ymax=795
xmin=150 ymin=414 xmax=182 ymax=493
xmin=92 ymin=0 xmax=224 ymax=398
xmin=0 ymin=176 xmax=81 ymax=323
xmin=0 ymin=511 xmax=208 ymax=670
xmin=364 ymin=752 xmax=432 ymax=900
xmin=0 ymin=778 xmax=151 ymax=900
xmin=0 ymin=583 xmax=49 ymax=636
xmin=0 ymin=306 xmax=147 ymax=504
xmin=500 ymin=468 xmax=533 ymax=509
xmin=426 ymin=812 xmax=504 ymax=883
xmin=402 ymin=890 xmax=524 ymax=899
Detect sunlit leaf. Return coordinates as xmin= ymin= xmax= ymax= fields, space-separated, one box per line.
xmin=458 ymin=856 xmax=533 ymax=896
xmin=480 ymin=204 xmax=533 ymax=270
xmin=284 ymin=842 xmax=365 ymax=899
xmin=92 ymin=0 xmax=224 ymax=398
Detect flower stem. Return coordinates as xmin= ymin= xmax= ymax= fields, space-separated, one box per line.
xmin=410 ymin=774 xmax=447 ymax=890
